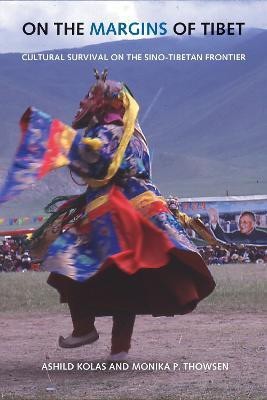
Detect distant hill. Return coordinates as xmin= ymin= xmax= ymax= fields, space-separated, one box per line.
xmin=0 ymin=30 xmax=266 ymax=222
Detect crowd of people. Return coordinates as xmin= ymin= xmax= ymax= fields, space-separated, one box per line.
xmin=0 ymin=236 xmax=39 ymax=272
xmin=199 ymin=245 xmax=267 ymax=265
xmin=0 ymin=234 xmax=266 ymax=272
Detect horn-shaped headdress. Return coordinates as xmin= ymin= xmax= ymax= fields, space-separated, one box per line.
xmin=93 ymin=68 xmax=108 ymax=82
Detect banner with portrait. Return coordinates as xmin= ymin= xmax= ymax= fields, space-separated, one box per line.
xmin=179 ymin=195 xmax=267 ymax=246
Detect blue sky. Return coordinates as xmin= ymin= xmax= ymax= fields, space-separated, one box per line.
xmin=1 ymin=1 xmax=267 ymax=53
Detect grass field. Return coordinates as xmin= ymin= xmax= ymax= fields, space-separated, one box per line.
xmin=0 ymin=264 xmax=266 ymax=400
xmin=0 ymin=264 xmax=266 ymax=313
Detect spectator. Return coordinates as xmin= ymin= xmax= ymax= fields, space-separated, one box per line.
xmin=21 ymin=252 xmax=31 ymax=271
xmin=0 ymin=253 xmax=4 ymax=272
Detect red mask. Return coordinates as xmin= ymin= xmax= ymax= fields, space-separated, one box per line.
xmin=72 ymin=70 xmax=124 ymax=129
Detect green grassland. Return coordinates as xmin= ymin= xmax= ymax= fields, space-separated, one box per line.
xmin=0 ymin=264 xmax=266 ymax=313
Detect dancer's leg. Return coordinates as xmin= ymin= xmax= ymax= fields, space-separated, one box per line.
xmin=58 ymin=296 xmax=99 ymax=348
xmin=68 ymin=298 xmax=96 ymax=336
xmin=111 ymin=313 xmax=136 ymax=356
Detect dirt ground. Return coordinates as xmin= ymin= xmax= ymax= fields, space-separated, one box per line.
xmin=0 ymin=311 xmax=265 ymax=399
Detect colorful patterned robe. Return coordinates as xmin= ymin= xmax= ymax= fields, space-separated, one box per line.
xmin=0 ymin=107 xmax=215 ymax=315
xmin=42 ymin=119 xmax=214 ymax=292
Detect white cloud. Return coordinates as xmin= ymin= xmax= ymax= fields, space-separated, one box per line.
xmin=0 ymin=1 xmax=266 ymax=53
